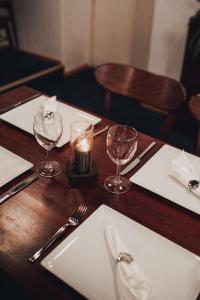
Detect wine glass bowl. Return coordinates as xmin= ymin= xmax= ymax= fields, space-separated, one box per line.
xmin=33 ymin=111 xmax=63 ymax=177
xmin=104 ymin=125 xmax=138 ymax=194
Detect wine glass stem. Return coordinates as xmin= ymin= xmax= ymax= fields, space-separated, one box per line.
xmin=45 ymin=149 xmax=52 ymax=170
xmin=116 ymin=161 xmax=121 ymax=182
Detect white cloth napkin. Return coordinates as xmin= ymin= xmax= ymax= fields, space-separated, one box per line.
xmin=170 ymin=151 xmax=200 ymax=196
xmin=40 ymin=95 xmax=57 ymax=113
xmin=37 ymin=96 xmax=58 ymax=139
xmin=105 ymin=225 xmax=150 ymax=300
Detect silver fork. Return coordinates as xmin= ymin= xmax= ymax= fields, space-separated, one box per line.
xmin=29 ymin=204 xmax=87 ymax=263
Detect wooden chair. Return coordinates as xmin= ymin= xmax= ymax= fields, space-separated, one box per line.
xmin=0 ymin=0 xmax=18 ymax=47
xmin=95 ymin=63 xmax=186 ymax=140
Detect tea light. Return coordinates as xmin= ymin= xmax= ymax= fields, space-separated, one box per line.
xmin=74 ymin=138 xmax=91 ymax=174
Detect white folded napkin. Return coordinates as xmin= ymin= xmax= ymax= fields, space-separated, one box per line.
xmin=170 ymin=151 xmax=200 ymax=196
xmin=37 ymin=96 xmax=59 ymax=139
xmin=105 ymin=224 xmax=150 ymax=300
xmin=40 ymin=95 xmax=57 ymax=113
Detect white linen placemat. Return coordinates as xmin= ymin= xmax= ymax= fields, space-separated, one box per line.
xmin=0 ymin=95 xmax=101 ymax=147
xmin=130 ymin=145 xmax=200 ymax=215
xmin=0 ymin=146 xmax=33 ymax=187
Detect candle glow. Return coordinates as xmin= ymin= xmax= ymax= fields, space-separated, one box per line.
xmin=74 ymin=137 xmax=91 ymax=174
xmin=76 ymin=138 xmax=90 ymax=152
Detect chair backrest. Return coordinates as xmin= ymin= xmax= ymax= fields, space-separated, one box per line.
xmin=95 ymin=63 xmax=185 ymax=113
xmin=0 ymin=0 xmax=18 ymax=47
xmin=95 ymin=63 xmax=186 ymax=140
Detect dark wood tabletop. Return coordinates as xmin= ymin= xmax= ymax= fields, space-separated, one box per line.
xmin=0 ymin=86 xmax=199 ymax=300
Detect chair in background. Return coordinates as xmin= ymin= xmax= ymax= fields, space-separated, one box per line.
xmin=0 ymin=0 xmax=18 ymax=47
xmin=95 ymin=63 xmax=186 ymax=141
xmin=189 ymin=94 xmax=200 ymax=155
xmin=0 ymin=15 xmax=13 ymax=46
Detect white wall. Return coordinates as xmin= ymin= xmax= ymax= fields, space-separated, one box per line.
xmin=60 ymin=0 xmax=91 ymax=71
xmin=14 ymin=0 xmax=62 ymax=60
xmin=14 ymin=0 xmax=91 ymax=71
xmin=92 ymin=0 xmax=200 ymax=78
xmin=130 ymin=0 xmax=155 ymax=69
xmin=13 ymin=0 xmax=200 ymax=79
xmin=148 ymin=0 xmax=200 ymax=80
xmin=91 ymin=0 xmax=136 ymax=66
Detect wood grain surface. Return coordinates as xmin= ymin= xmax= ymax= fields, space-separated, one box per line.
xmin=0 ymin=86 xmax=199 ymax=300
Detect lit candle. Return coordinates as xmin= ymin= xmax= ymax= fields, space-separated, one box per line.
xmin=74 ymin=138 xmax=91 ymax=174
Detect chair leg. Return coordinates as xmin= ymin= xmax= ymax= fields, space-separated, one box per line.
xmin=159 ymin=111 xmax=176 ymax=141
xmin=104 ymin=91 xmax=111 ymax=115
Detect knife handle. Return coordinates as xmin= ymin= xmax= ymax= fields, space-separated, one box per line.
xmin=0 ymin=193 xmax=10 ymax=204
xmin=138 ymin=141 xmax=156 ymax=159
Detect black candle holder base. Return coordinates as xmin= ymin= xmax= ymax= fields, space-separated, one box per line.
xmin=66 ymin=160 xmax=97 ymax=180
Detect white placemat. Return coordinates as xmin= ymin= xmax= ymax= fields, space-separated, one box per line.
xmin=130 ymin=144 xmax=200 ymax=215
xmin=41 ymin=205 xmax=200 ymax=300
xmin=0 ymin=95 xmax=101 ymax=147
xmin=0 ymin=146 xmax=33 ymax=187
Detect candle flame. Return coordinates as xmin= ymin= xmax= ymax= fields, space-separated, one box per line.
xmin=77 ymin=138 xmax=90 ymax=152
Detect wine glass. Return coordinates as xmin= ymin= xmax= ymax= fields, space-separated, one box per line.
xmin=104 ymin=125 xmax=138 ymax=194
xmin=33 ymin=111 xmax=63 ymax=177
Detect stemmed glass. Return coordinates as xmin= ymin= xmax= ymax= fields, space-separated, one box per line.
xmin=33 ymin=111 xmax=63 ymax=177
xmin=104 ymin=125 xmax=138 ymax=194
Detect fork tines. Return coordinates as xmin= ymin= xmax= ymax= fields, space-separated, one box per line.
xmin=73 ymin=204 xmax=87 ymax=222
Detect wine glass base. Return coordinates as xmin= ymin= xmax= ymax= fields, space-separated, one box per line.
xmin=104 ymin=176 xmax=131 ymax=194
xmin=37 ymin=161 xmax=62 ymax=178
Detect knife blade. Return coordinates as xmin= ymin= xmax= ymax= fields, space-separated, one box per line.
xmin=0 ymin=93 xmax=41 ymax=114
xmin=0 ymin=174 xmax=39 ymax=204
xmin=94 ymin=125 xmax=109 ymax=137
xmin=120 ymin=141 xmax=156 ymax=175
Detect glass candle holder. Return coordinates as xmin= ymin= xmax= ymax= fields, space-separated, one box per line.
xmin=70 ymin=121 xmax=94 ymax=174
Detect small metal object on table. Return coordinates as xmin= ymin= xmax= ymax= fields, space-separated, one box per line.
xmin=0 ymin=174 xmax=39 ymax=204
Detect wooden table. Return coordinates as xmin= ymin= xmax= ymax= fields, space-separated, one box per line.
xmin=0 ymin=86 xmax=199 ymax=300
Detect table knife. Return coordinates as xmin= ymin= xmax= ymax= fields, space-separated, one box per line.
xmin=120 ymin=141 xmax=156 ymax=175
xmin=94 ymin=125 xmax=109 ymax=137
xmin=0 ymin=93 xmax=41 ymax=114
xmin=0 ymin=174 xmax=39 ymax=204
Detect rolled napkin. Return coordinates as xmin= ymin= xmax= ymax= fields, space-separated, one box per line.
xmin=37 ymin=96 xmax=59 ymax=139
xmin=40 ymin=95 xmax=57 ymax=113
xmin=105 ymin=224 xmax=150 ymax=300
xmin=170 ymin=150 xmax=200 ymax=197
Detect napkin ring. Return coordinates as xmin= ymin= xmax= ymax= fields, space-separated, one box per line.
xmin=188 ymin=179 xmax=200 ymax=191
xmin=116 ymin=252 xmax=133 ymax=264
